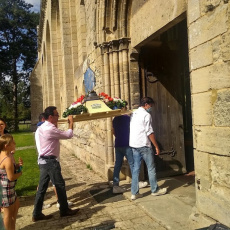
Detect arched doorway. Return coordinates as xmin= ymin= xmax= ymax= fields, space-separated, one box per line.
xmin=139 ymin=19 xmax=194 ymax=177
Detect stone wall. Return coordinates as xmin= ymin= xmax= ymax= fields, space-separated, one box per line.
xmin=187 ymin=0 xmax=230 ymax=227
xmin=30 ymin=60 xmax=43 ymax=131
xmin=130 ymin=0 xmax=186 ymax=48
xmin=30 ymin=0 xmax=230 ymax=227
xmin=31 ymin=0 xmax=136 ymax=181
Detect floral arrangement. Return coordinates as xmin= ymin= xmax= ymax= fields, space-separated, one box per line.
xmin=62 ymin=92 xmax=127 ymax=117
xmin=62 ymin=95 xmax=88 ymax=118
xmin=99 ymin=92 xmax=128 ymax=110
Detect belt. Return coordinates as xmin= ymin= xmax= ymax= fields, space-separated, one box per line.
xmin=40 ymin=155 xmax=56 ymax=159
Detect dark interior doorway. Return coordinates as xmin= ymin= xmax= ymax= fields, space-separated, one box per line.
xmin=139 ymin=19 xmax=194 ymax=178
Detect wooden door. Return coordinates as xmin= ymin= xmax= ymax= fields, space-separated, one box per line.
xmin=139 ymin=20 xmax=192 ymax=177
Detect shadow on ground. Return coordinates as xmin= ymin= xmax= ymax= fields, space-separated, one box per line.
xmin=17 ymin=181 xmax=119 ymax=230
xmin=89 ymin=187 xmax=125 ymax=204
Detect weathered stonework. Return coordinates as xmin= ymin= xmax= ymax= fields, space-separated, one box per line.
xmin=188 ymin=1 xmax=230 ymax=227
xmin=31 ymin=0 xmax=230 ymax=228
xmin=130 ymin=0 xmax=186 ymax=47
xmin=188 ymin=3 xmax=228 ymax=49
xmin=192 ymin=91 xmax=213 ymax=125
xmin=190 ymin=41 xmax=213 ymax=70
xmin=214 ymin=89 xmax=230 ymax=126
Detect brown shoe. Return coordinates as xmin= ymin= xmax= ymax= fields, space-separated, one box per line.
xmin=60 ymin=208 xmax=80 ymax=217
xmin=32 ymin=213 xmax=53 ymax=222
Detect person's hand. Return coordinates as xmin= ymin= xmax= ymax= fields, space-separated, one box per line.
xmin=68 ymin=115 xmax=73 ymax=124
xmin=18 ymin=157 xmax=23 ymax=166
xmin=155 ymin=147 xmax=160 ymax=155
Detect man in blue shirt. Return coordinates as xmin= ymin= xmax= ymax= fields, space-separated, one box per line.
xmin=37 ymin=113 xmax=45 ymax=127
xmin=112 ymin=112 xmax=148 ymax=194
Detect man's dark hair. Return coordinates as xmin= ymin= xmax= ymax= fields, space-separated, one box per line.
xmin=38 ymin=113 xmax=45 ymax=122
xmin=44 ymin=106 xmax=57 ymax=120
xmin=140 ymin=97 xmax=154 ymax=106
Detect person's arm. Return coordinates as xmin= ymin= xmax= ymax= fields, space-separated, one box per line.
xmin=148 ymin=133 xmax=160 ymax=155
xmin=112 ymin=127 xmax=115 ymax=136
xmin=144 ymin=114 xmax=159 ymax=154
xmin=4 ymin=157 xmax=22 ymax=181
xmin=68 ymin=115 xmax=73 ymax=130
xmin=112 ymin=117 xmax=118 ymax=137
xmin=10 ymin=152 xmax=23 ymax=170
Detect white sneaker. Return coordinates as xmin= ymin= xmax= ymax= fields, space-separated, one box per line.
xmin=131 ymin=193 xmax=143 ymax=200
xmin=113 ymin=186 xmax=126 ymax=194
xmin=67 ymin=200 xmax=73 ymax=206
xmin=151 ymin=188 xmax=167 ymax=196
xmin=56 ymin=200 xmax=73 ymax=208
xmin=42 ymin=203 xmax=51 ymax=209
xmin=139 ymin=181 xmax=148 ymax=189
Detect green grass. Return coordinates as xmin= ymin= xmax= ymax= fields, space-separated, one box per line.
xmin=18 ymin=123 xmax=31 ymax=131
xmin=12 ymin=131 xmax=39 ymax=197
xmin=14 ymin=148 xmax=39 ymax=196
xmin=12 ymin=132 xmax=35 ymax=147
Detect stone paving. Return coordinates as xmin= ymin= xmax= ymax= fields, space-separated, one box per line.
xmin=15 ymin=146 xmax=167 ymax=230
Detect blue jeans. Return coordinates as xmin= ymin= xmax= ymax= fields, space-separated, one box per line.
xmin=131 ymin=147 xmax=158 ymax=195
xmin=113 ymin=147 xmax=134 ymax=186
xmin=33 ymin=159 xmax=69 ymax=217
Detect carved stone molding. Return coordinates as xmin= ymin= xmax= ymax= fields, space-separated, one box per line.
xmin=98 ymin=37 xmax=130 ymax=53
xmin=119 ymin=37 xmax=130 ymax=50
xmin=99 ymin=42 xmax=110 ymax=54
xmin=130 ymin=48 xmax=139 ymax=62
xmin=109 ymin=40 xmax=119 ymax=52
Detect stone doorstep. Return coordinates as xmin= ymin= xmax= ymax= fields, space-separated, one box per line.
xmin=120 ymin=176 xmax=196 ymax=230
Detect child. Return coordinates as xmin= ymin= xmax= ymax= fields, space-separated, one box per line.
xmin=0 ymin=134 xmax=23 ymax=230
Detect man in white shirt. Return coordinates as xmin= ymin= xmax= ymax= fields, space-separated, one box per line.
xmin=129 ymin=97 xmax=167 ymax=200
xmin=32 ymin=106 xmax=79 ymax=222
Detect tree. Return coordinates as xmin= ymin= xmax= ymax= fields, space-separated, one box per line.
xmin=0 ymin=0 xmax=39 ymax=131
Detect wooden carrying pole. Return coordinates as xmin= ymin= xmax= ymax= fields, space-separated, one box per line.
xmin=58 ymin=109 xmax=133 ymax=123
xmin=58 ymin=98 xmax=134 ymax=123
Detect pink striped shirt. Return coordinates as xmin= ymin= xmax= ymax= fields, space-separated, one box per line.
xmin=35 ymin=121 xmax=73 ymax=164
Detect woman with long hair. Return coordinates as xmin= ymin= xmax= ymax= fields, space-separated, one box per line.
xmin=0 ymin=134 xmax=23 ymax=230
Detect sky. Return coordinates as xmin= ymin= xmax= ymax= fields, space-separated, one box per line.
xmin=24 ymin=0 xmax=40 ymax=13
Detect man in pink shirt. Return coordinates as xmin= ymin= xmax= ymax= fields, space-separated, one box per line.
xmin=32 ymin=106 xmax=79 ymax=222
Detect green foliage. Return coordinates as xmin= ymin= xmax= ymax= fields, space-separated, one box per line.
xmin=18 ymin=104 xmax=31 ymax=121
xmin=0 ymin=81 xmax=14 ymax=119
xmin=0 ymin=0 xmax=39 ymax=73
xmin=0 ymin=0 xmax=39 ymax=130
xmin=63 ymin=105 xmax=88 ymax=118
xmin=106 ymin=100 xmax=128 ymax=110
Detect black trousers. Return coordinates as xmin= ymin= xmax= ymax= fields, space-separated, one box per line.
xmin=32 ymin=159 xmax=68 ymax=216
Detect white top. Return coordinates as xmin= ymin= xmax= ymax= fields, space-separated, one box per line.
xmin=129 ymin=107 xmax=154 ymax=148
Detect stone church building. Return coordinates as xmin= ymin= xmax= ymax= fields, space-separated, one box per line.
xmin=30 ymin=0 xmax=230 ymax=228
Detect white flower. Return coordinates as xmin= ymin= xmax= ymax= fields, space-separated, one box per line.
xmin=69 ymin=102 xmax=81 ymax=109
